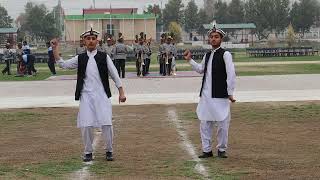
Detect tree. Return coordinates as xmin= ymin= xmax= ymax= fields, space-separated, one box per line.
xmin=204 ymin=0 xmax=215 ymax=21
xmin=290 ymin=0 xmax=320 ymax=36
xmin=214 ymin=0 xmax=228 ymax=23
xmin=227 ymin=0 xmax=245 ymax=24
xmin=286 ymin=23 xmax=296 ymax=47
xmin=184 ymin=0 xmax=198 ymax=32
xmin=20 ymin=2 xmax=61 ymax=41
xmin=244 ymin=0 xmax=289 ymax=40
xmin=168 ymin=22 xmax=182 ymax=42
xmin=0 ymin=5 xmax=13 ymax=28
xmin=197 ymin=8 xmax=211 ymax=38
xmin=271 ymin=0 xmax=290 ymax=34
xmin=162 ymin=0 xmax=184 ymax=30
xmin=144 ymin=4 xmax=163 ymax=26
xmin=245 ymin=0 xmax=269 ymax=40
xmin=52 ymin=0 xmax=64 ymax=36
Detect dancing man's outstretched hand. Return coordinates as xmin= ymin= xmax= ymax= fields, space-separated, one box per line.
xmin=183 ymin=49 xmax=192 ymax=61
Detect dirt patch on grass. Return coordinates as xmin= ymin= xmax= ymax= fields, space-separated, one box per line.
xmin=0 ymin=108 xmax=81 ymax=165
xmin=177 ymin=101 xmax=320 ymax=180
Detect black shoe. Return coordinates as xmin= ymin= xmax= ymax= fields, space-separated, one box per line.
xmin=83 ymin=153 xmax=93 ymax=162
xmin=106 ymin=152 xmax=113 ymax=161
xmin=198 ymin=151 xmax=213 ymax=158
xmin=217 ymin=150 xmax=228 ymax=158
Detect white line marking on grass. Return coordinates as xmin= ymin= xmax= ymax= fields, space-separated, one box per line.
xmin=71 ymin=131 xmax=101 ymax=180
xmin=168 ymin=109 xmax=210 ymax=179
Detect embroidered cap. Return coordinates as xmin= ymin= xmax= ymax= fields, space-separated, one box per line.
xmin=81 ymin=27 xmax=100 ymax=38
xmin=207 ymin=25 xmax=226 ymax=38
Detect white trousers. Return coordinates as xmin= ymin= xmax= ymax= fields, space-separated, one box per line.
xmin=81 ymin=125 xmax=113 ymax=154
xmin=200 ymin=114 xmax=230 ymax=153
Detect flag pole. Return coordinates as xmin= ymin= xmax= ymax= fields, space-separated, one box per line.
xmin=132 ymin=8 xmax=135 ymax=40
xmin=109 ymin=4 xmax=112 ymax=35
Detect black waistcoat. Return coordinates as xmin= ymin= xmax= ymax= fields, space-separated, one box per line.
xmin=200 ymin=48 xmax=228 ymax=98
xmin=75 ymin=51 xmax=112 ymax=101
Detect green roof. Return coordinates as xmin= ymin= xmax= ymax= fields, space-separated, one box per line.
xmin=0 ymin=28 xmax=18 ymax=34
xmin=203 ymin=23 xmax=256 ymax=29
xmin=65 ymin=14 xmax=157 ymax=20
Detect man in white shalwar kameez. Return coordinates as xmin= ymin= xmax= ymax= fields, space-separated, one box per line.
xmin=184 ymin=26 xmax=236 ymax=158
xmin=50 ymin=28 xmax=126 ymax=162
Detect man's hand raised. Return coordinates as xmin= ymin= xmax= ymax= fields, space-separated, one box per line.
xmin=50 ymin=38 xmax=61 ymax=61
xmin=183 ymin=49 xmax=192 ymax=61
xmin=50 ymin=38 xmax=59 ymax=49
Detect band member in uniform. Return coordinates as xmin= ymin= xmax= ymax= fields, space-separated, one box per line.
xmin=113 ymin=33 xmax=127 ymax=78
xmin=184 ymin=26 xmax=236 ymax=159
xmin=76 ymin=37 xmax=86 ymax=55
xmin=171 ymin=41 xmax=177 ymax=76
xmin=144 ymin=38 xmax=152 ymax=75
xmin=97 ymin=40 xmax=106 ymax=53
xmin=159 ymin=34 xmax=166 ymax=75
xmin=104 ymin=37 xmax=114 ymax=64
xmin=163 ymin=36 xmax=175 ymax=76
xmin=51 ymin=27 xmax=127 ymax=162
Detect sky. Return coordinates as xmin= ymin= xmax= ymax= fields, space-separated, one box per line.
xmin=0 ymin=0 xmax=205 ymax=19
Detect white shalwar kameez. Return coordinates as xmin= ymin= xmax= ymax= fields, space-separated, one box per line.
xmin=57 ymin=49 xmax=122 ymax=154
xmin=189 ymin=47 xmax=236 ymax=153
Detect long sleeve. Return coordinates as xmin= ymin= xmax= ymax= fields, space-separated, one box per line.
xmin=223 ymin=51 xmax=236 ymax=95
xmin=57 ymin=55 xmax=79 ymax=69
xmin=106 ymin=55 xmax=122 ymax=88
xmin=112 ymin=46 xmax=116 ymax=57
xmin=189 ymin=54 xmax=207 ymax=74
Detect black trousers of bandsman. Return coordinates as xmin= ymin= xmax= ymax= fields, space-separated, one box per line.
xmin=142 ymin=58 xmax=150 ymax=76
xmin=115 ymin=59 xmax=126 ymax=78
xmin=159 ymin=58 xmax=172 ymax=76
xmin=136 ymin=59 xmax=142 ymax=76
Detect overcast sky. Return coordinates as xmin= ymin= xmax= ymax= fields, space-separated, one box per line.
xmin=0 ymin=0 xmax=205 ymax=19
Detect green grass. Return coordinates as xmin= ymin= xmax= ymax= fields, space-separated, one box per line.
xmin=1 ymin=55 xmax=320 ymax=81
xmin=25 ymin=157 xmax=84 ymax=177
xmin=236 ymin=63 xmax=320 ymax=76
xmin=180 ymin=103 xmax=320 ymax=124
xmin=233 ymin=52 xmax=320 ymax=62
xmin=89 ymin=160 xmax=129 ymax=176
xmin=0 ymin=63 xmax=76 ymax=81
xmin=0 ymin=157 xmax=84 ymax=179
xmin=180 ymin=102 xmax=320 ymax=179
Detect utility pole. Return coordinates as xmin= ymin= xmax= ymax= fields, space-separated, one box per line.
xmin=161 ymin=0 xmax=163 ymax=34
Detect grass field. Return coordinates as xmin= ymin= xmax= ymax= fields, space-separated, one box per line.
xmin=1 ymin=62 xmax=320 ymax=81
xmin=232 ymin=52 xmax=320 ymax=62
xmin=0 ymin=52 xmax=320 ymax=81
xmin=1 ymin=102 xmax=320 ymax=179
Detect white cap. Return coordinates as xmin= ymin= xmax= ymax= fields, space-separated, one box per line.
xmin=207 ymin=25 xmax=226 ymax=38
xmin=81 ymin=27 xmax=100 ymax=38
